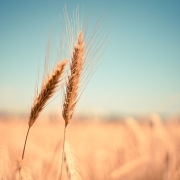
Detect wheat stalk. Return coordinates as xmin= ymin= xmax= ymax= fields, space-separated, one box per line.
xmin=60 ymin=7 xmax=108 ymax=125
xmin=62 ymin=32 xmax=84 ymax=127
xmin=58 ymin=7 xmax=108 ymax=180
xmin=21 ymin=59 xmax=67 ymax=160
xmin=58 ymin=31 xmax=84 ymax=180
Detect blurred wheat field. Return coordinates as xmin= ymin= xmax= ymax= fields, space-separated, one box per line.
xmin=1 ymin=113 xmax=180 ymax=180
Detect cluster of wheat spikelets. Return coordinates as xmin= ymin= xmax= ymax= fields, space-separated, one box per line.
xmin=0 ymin=6 xmax=107 ymax=180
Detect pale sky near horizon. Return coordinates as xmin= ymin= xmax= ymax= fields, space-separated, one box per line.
xmin=0 ymin=1 xmax=180 ymax=117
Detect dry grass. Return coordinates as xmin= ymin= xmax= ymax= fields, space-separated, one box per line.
xmin=1 ymin=116 xmax=180 ymax=180
xmin=2 ymin=6 xmax=179 ymax=180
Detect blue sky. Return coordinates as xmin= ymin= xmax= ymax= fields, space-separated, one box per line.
xmin=0 ymin=1 xmax=180 ymax=116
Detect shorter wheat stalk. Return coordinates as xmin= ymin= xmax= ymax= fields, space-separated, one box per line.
xmin=21 ymin=59 xmax=67 ymax=161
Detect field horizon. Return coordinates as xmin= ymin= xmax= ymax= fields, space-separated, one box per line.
xmin=1 ymin=114 xmax=180 ymax=179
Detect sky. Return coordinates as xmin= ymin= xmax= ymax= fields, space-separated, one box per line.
xmin=0 ymin=0 xmax=180 ymax=117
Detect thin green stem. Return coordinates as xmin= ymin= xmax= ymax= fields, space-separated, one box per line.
xmin=22 ymin=126 xmax=30 ymax=160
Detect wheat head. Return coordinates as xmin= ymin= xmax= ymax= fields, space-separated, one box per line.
xmin=62 ymin=32 xmax=84 ymax=126
xmin=29 ymin=59 xmax=67 ymax=127
xmin=60 ymin=6 xmax=108 ymax=126
xmin=22 ymin=59 xmax=67 ymax=160
xmin=58 ymin=7 xmax=108 ymax=180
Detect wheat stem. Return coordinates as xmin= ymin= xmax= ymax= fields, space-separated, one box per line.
xmin=59 ymin=126 xmax=66 ymax=180
xmin=21 ymin=60 xmax=67 ymax=161
xmin=22 ymin=126 xmax=30 ymax=160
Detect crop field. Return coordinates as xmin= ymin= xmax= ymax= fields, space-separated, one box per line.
xmin=1 ymin=114 xmax=180 ymax=180
xmin=1 ymin=2 xmax=180 ymax=180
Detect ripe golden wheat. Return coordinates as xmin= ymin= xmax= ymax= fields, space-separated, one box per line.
xmin=58 ymin=7 xmax=108 ymax=180
xmin=29 ymin=59 xmax=67 ymax=127
xmin=62 ymin=32 xmax=84 ymax=127
xmin=22 ymin=59 xmax=67 ymax=161
xmin=0 ymin=6 xmax=109 ymax=180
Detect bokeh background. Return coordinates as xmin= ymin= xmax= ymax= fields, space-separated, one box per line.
xmin=1 ymin=1 xmax=180 ymax=180
xmin=0 ymin=0 xmax=180 ymax=119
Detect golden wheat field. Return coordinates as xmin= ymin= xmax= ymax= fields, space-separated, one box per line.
xmin=1 ymin=113 xmax=180 ymax=180
xmin=1 ymin=4 xmax=180 ymax=180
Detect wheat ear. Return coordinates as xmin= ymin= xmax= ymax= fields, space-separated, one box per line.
xmin=22 ymin=59 xmax=67 ymax=160
xmin=58 ymin=32 xmax=84 ymax=180
xmin=58 ymin=6 xmax=108 ymax=179
xmin=62 ymin=32 xmax=84 ymax=127
xmin=29 ymin=59 xmax=67 ymax=127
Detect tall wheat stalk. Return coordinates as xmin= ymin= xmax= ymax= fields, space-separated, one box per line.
xmin=59 ymin=31 xmax=84 ymax=180
xmin=58 ymin=7 xmax=108 ymax=180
